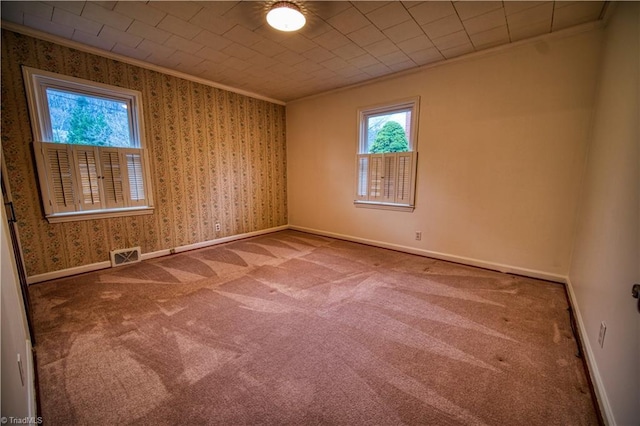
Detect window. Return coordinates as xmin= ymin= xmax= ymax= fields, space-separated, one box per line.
xmin=23 ymin=67 xmax=153 ymax=223
xmin=355 ymin=97 xmax=419 ymax=211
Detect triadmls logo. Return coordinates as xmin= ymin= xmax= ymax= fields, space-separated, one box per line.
xmin=1 ymin=417 xmax=43 ymax=425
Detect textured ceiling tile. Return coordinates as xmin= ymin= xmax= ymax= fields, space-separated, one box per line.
xmin=112 ymin=42 xmax=151 ymax=61
xmin=406 ymin=1 xmax=456 ymax=25
xmin=299 ymin=18 xmax=333 ymax=39
xmin=81 ymin=2 xmax=132 ymax=32
xmin=506 ymin=2 xmax=553 ymax=28
xmin=347 ymin=25 xmax=386 ymax=47
xmin=364 ymin=39 xmax=399 ymax=57
xmin=312 ymin=29 xmax=352 ymax=50
xmin=52 ymin=7 xmax=103 ymax=36
xmin=146 ymin=54 xmax=180 ymax=69
xmin=47 ymin=1 xmax=84 ymax=15
xmin=189 ymin=7 xmax=235 ymax=35
xmin=113 ymin=1 xmax=166 ymax=26
xmin=100 ymin=25 xmax=143 ymax=48
xmin=221 ymin=42 xmax=257 ymax=60
xmin=432 ymin=30 xmax=471 ymax=51
xmin=462 ymin=8 xmax=507 ymax=35
xmin=302 ymin=46 xmax=335 ymax=62
xmin=440 ymin=42 xmax=475 ymax=59
xmin=157 ymin=14 xmax=202 ymax=40
xmin=293 ymin=59 xmax=324 ymax=73
xmin=72 ymin=28 xmax=115 ymax=52
xmin=348 ymin=53 xmax=380 ymax=68
xmin=24 ymin=13 xmax=73 ymax=38
xmin=552 ymin=1 xmax=604 ymax=31
xmin=366 ymin=2 xmax=412 ymax=30
xmin=361 ymin=62 xmax=392 ymax=77
xmin=1 ymin=2 xmax=25 ymax=24
xmin=321 ymin=56 xmax=350 ymax=71
xmin=218 ymin=1 xmax=264 ymax=31
xmin=93 ymin=1 xmax=116 ymax=11
xmin=168 ymin=49 xmax=205 ymax=68
xmin=510 ymin=20 xmax=551 ymax=41
xmin=406 ymin=46 xmax=444 ymax=65
xmin=194 ymin=1 xmax=238 ymax=16
xmin=503 ymin=1 xmax=548 ymax=16
xmin=352 ymin=2 xmax=390 ymax=15
xmin=195 ymin=46 xmax=230 ymax=63
xmin=453 ymin=1 xmax=503 ymax=21
xmin=126 ymin=20 xmax=171 ymax=44
xmin=383 ymin=19 xmax=424 ymax=44
xmin=223 ymin=25 xmax=262 ymax=47
xmin=397 ymin=35 xmax=434 ymax=54
xmin=17 ymin=2 xmax=54 ymax=20
xmin=469 ymin=25 xmax=510 ymax=49
xmin=164 ymin=34 xmax=203 ymax=54
xmin=138 ymin=39 xmax=177 ymax=59
xmin=279 ymin=35 xmax=318 ymax=54
xmin=273 ymin=50 xmax=306 ymax=66
xmin=378 ymin=50 xmax=412 ymax=67
xmin=224 ymin=56 xmax=252 ymax=71
xmin=422 ymin=14 xmax=464 ymax=40
xmin=192 ymin=30 xmax=233 ymax=51
xmin=148 ymin=1 xmax=203 ymax=22
xmin=326 ymin=7 xmax=370 ymax=35
xmin=253 ymin=38 xmax=288 ymax=57
xmin=307 ymin=1 xmax=353 ymax=20
xmin=332 ymin=43 xmax=368 ymax=60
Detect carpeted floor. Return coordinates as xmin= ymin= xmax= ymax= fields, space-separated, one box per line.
xmin=30 ymin=230 xmax=599 ymax=425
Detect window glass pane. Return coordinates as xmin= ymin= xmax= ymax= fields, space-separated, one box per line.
xmin=46 ymin=88 xmax=134 ymax=147
xmin=365 ymin=109 xmax=411 ymax=153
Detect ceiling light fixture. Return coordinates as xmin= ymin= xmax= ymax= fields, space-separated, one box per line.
xmin=266 ymin=1 xmax=306 ymax=32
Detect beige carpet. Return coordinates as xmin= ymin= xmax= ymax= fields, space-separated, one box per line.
xmin=30 ymin=230 xmax=599 ymax=425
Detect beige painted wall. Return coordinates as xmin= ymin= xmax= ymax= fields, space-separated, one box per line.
xmin=1 ymin=30 xmax=287 ymax=277
xmin=287 ymin=29 xmax=602 ymax=277
xmin=568 ymin=3 xmax=640 ymax=424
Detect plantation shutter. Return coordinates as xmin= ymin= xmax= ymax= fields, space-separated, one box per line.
xmin=356 ymin=155 xmax=369 ymax=200
xmin=395 ymin=152 xmax=414 ymax=204
xmin=36 ymin=141 xmax=77 ymax=214
xmin=74 ymin=146 xmax=102 ymax=211
xmin=124 ymin=150 xmax=147 ymax=207
xmin=100 ymin=149 xmax=126 ymax=209
xmin=355 ymin=151 xmax=416 ymax=206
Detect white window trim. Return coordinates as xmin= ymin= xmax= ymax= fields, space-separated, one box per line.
xmin=354 ymin=97 xmax=419 ymax=211
xmin=23 ymin=67 xmax=154 ymax=223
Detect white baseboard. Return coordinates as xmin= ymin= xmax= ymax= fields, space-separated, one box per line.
xmin=289 ymin=225 xmax=567 ymax=283
xmin=565 ymin=277 xmax=614 ymax=425
xmin=26 ymin=225 xmax=289 ymax=284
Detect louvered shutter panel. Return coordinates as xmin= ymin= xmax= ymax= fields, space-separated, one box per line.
xmin=36 ymin=141 xmax=77 ymax=214
xmin=124 ymin=150 xmax=146 ymax=207
xmin=368 ymin=154 xmax=384 ymax=200
xmin=356 ymin=155 xmax=369 ymax=200
xmin=100 ymin=148 xmax=126 ymax=209
xmin=74 ymin=146 xmax=102 ymax=211
xmin=381 ymin=154 xmax=397 ymax=203
xmin=395 ymin=152 xmax=414 ymax=204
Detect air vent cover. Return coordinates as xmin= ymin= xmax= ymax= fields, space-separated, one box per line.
xmin=110 ymin=247 xmax=141 ymax=267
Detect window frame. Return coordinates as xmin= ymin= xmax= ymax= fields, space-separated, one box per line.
xmin=23 ymin=66 xmax=154 ymax=223
xmin=354 ymin=97 xmax=419 ymax=212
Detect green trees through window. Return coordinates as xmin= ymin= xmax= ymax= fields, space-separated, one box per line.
xmin=369 ymin=121 xmax=409 ymax=153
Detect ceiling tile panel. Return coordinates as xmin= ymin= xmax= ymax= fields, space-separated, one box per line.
xmin=462 ymin=8 xmax=507 ymax=35
xmin=422 ymin=14 xmax=464 ymax=40
xmin=157 ymin=15 xmax=202 ymax=40
xmin=2 ymin=1 xmax=608 ymax=102
xmin=126 ymin=20 xmax=171 ymax=44
xmin=52 ymin=7 xmax=103 ymax=36
xmin=406 ymin=1 xmax=456 ymax=25
xmin=383 ymin=20 xmax=424 ymax=44
xmin=113 ymin=1 xmax=165 ymax=26
xmin=365 ymin=2 xmax=413 ymax=30
xmin=326 ymin=7 xmax=370 ymax=35
xmin=81 ymin=2 xmax=132 ymax=32
xmin=148 ymin=1 xmax=202 ymax=21
xmin=454 ymin=1 xmax=503 ymax=21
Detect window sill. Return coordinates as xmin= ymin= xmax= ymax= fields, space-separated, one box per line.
xmin=353 ymin=201 xmax=414 ymax=212
xmin=46 ymin=206 xmax=154 ymax=223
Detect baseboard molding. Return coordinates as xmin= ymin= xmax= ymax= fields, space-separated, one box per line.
xmin=26 ymin=225 xmax=289 ymax=284
xmin=289 ymin=225 xmax=567 ymax=283
xmin=565 ymin=277 xmax=614 ymax=425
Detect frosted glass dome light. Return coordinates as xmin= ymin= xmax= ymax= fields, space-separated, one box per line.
xmin=267 ymin=2 xmax=306 ymax=32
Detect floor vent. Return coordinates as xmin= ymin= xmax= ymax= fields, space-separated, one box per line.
xmin=110 ymin=247 xmax=141 ymax=267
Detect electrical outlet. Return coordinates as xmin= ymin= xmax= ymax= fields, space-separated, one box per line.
xmin=598 ymin=322 xmax=607 ymax=348
xmin=415 ymin=231 xmax=422 ymax=241
xmin=215 ymin=223 xmax=221 ymax=232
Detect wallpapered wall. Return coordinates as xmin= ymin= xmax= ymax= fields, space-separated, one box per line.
xmin=1 ymin=30 xmax=287 ymax=277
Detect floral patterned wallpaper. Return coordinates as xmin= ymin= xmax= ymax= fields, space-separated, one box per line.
xmin=1 ymin=30 xmax=287 ymax=277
